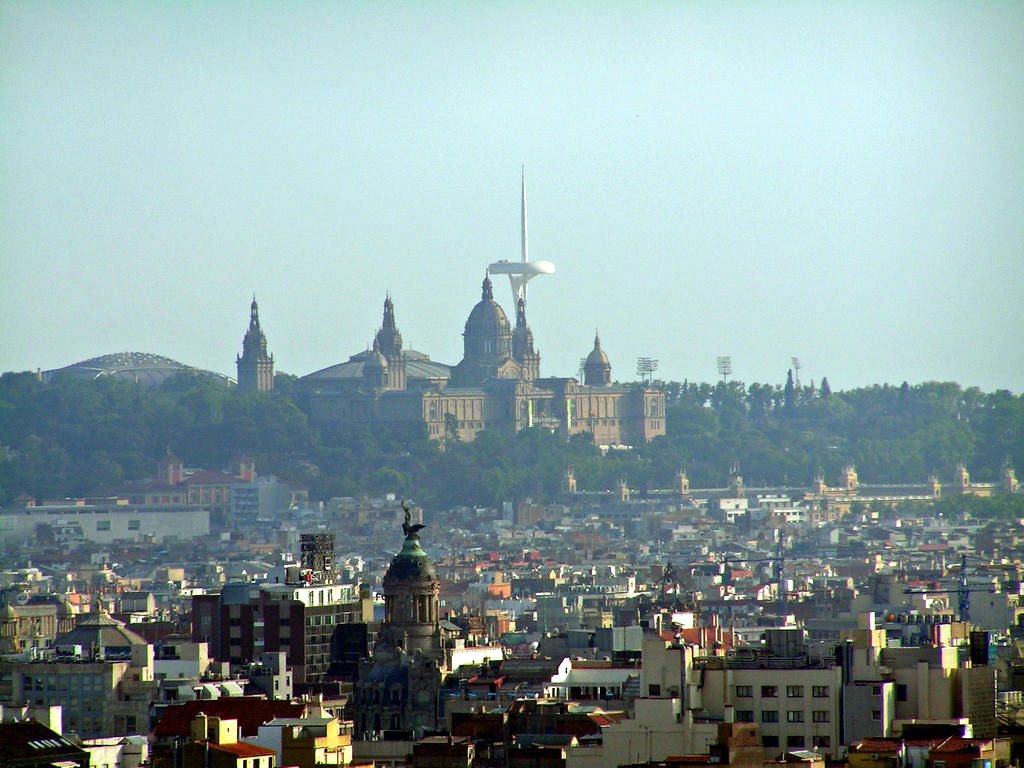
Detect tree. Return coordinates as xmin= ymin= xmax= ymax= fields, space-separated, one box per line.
xmin=784 ymin=369 xmax=796 ymax=414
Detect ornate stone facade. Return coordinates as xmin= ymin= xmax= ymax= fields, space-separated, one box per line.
xmin=300 ymin=277 xmax=665 ymax=445
xmin=353 ymin=507 xmax=443 ymax=737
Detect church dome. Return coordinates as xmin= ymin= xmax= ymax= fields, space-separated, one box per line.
xmin=584 ymin=333 xmax=612 ymax=386
xmin=383 ymin=535 xmax=438 ymax=585
xmin=464 ymin=276 xmax=511 ymax=339
xmin=55 ymin=611 xmax=147 ymax=652
xmin=585 ymin=335 xmax=610 ymax=368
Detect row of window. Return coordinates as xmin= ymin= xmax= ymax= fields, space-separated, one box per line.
xmin=95 ymin=520 xmax=141 ymax=531
xmin=735 ymin=685 xmax=830 ymax=698
xmin=737 ymin=710 xmax=830 ymax=723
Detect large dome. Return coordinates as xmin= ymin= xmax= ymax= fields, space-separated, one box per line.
xmin=43 ymin=352 xmax=233 ymax=388
xmin=464 ymin=276 xmax=511 ymax=338
xmin=55 ymin=611 xmax=147 ymax=654
xmin=585 ymin=335 xmax=610 ymax=368
xmin=383 ymin=535 xmax=438 ymax=585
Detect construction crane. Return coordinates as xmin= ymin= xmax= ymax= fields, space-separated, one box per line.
xmin=903 ymin=553 xmax=995 ymax=623
xmin=720 ymin=541 xmax=787 ymax=617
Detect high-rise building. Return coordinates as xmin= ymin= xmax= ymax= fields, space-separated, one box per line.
xmin=191 ymin=579 xmax=372 ymax=689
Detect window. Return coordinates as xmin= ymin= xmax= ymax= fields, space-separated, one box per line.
xmin=128 ymin=520 xmax=140 ymax=531
xmin=813 ymin=736 xmax=831 ymax=749
xmin=761 ymin=685 xmax=778 ymax=698
xmin=761 ymin=710 xmax=778 ymax=723
xmin=812 ymin=686 xmax=829 ymax=698
xmin=736 ymin=711 xmax=754 ymax=723
xmin=872 ymin=709 xmax=881 ymax=721
xmin=735 ymin=685 xmax=753 ymax=698
xmin=648 ymin=684 xmax=661 ymax=696
xmin=813 ymin=710 xmax=830 ymax=723
xmin=787 ymin=736 xmax=805 ymax=749
xmin=896 ymin=684 xmax=908 ymax=702
xmin=787 ymin=710 xmax=805 ymax=723
xmin=763 ymin=736 xmax=779 ymax=748
xmin=97 ymin=520 xmax=111 ymax=531
xmin=872 ymin=685 xmax=882 ymax=696
xmin=787 ymin=685 xmax=804 ymax=698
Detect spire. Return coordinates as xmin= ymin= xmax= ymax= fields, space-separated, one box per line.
xmin=238 ymin=295 xmax=274 ymax=393
xmin=482 ymin=273 xmax=493 ymax=300
xmin=521 ymin=164 xmax=529 ymax=263
xmin=383 ymin=293 xmax=396 ymax=330
xmin=516 ymin=296 xmax=527 ymax=327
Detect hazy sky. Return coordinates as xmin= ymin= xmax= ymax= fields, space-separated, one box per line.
xmin=2 ymin=2 xmax=1021 ymax=392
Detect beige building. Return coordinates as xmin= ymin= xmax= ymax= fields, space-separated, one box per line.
xmin=301 ymin=281 xmax=665 ymax=446
xmin=179 ymin=715 xmax=276 ymax=768
xmin=0 ymin=595 xmax=76 ymax=654
xmin=568 ymin=615 xmax=995 ymax=768
xmin=251 ymin=715 xmax=354 ymax=768
xmin=0 ymin=612 xmax=157 ymax=737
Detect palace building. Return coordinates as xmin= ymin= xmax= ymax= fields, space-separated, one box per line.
xmin=298 ymin=276 xmax=665 ymax=445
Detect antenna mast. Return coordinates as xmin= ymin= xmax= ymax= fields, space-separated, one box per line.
xmin=521 ymin=165 xmax=528 ymax=263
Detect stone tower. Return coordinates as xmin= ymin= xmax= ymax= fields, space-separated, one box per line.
xmin=236 ymin=296 xmax=274 ymax=393
xmin=583 ymin=333 xmax=612 ymax=386
xmin=1002 ymin=461 xmax=1019 ymax=493
xmin=375 ymin=505 xmax=441 ymax=660
xmin=375 ymin=294 xmax=407 ymax=390
xmin=511 ymin=297 xmax=541 ymax=382
xmin=677 ymin=468 xmax=690 ymax=496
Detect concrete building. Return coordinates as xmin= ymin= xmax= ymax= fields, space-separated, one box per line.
xmin=0 ymin=612 xmax=157 ymax=737
xmin=191 ymin=579 xmax=372 ymax=688
xmin=0 ymin=499 xmax=210 ymax=546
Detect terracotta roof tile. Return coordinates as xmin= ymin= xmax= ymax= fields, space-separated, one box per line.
xmin=209 ymin=741 xmax=276 ymax=758
xmin=154 ymin=699 xmax=305 ymax=738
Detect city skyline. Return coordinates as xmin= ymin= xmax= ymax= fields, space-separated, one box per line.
xmin=2 ymin=3 xmax=1021 ymax=392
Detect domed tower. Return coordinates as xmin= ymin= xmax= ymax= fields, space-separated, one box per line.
xmin=511 ymin=297 xmax=540 ymax=382
xmin=375 ymin=294 xmax=407 ymax=390
xmin=362 ymin=339 xmax=389 ymax=392
xmin=376 ymin=505 xmax=441 ymax=660
xmin=583 ymin=333 xmax=612 ymax=386
xmin=450 ymin=275 xmax=520 ymax=386
xmin=236 ymin=296 xmax=274 ymax=393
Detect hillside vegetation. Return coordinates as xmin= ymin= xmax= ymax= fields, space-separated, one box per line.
xmin=0 ymin=371 xmax=1020 ymax=510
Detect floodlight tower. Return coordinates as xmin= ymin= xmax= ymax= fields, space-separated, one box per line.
xmin=636 ymin=357 xmax=659 ymax=385
xmin=791 ymin=357 xmax=802 ymax=389
xmin=488 ymin=167 xmax=556 ymax=308
xmin=717 ymin=356 xmax=732 ymax=384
